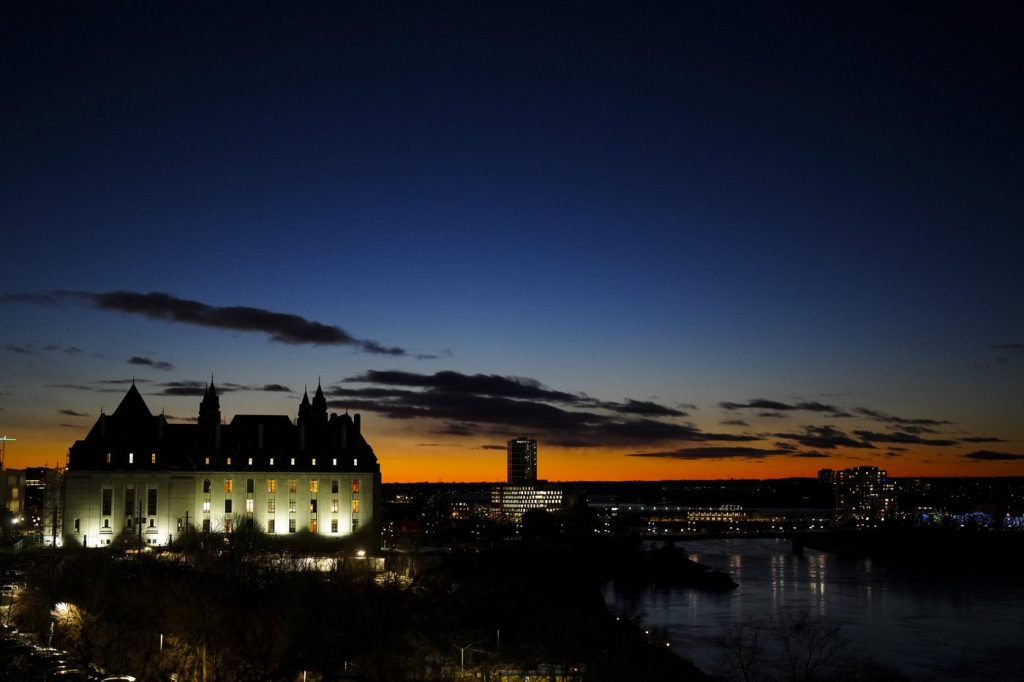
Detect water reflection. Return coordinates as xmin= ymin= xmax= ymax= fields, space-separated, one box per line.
xmin=605 ymin=538 xmax=1024 ymax=681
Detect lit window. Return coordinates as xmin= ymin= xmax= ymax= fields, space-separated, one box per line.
xmin=151 ymin=453 xmax=157 ymax=464
xmin=353 ymin=458 xmax=358 ymax=466
xmin=248 ymin=457 xmax=253 ymax=466
xmin=269 ymin=457 xmax=274 ymax=466
xmin=226 ymin=457 xmax=232 ymax=466
xmin=331 ymin=499 xmax=339 ymax=513
xmin=312 ymin=458 xmax=317 ymax=466
xmin=202 ymin=500 xmax=211 ymax=512
xmin=310 ymin=480 xmax=318 ymax=494
xmin=352 ymin=479 xmax=360 ymax=494
xmin=245 ymin=499 xmax=254 ymax=513
xmin=351 ymin=499 xmax=359 ymax=514
xmin=288 ymin=518 xmax=296 ymax=533
xmin=330 ymin=519 xmax=338 ymax=533
xmin=267 ymin=479 xmax=276 ymax=494
xmin=267 ymin=519 xmax=276 ymax=533
xmin=332 ymin=458 xmax=337 ymax=466
xmin=205 ymin=457 xmax=210 ymax=465
xmin=224 ymin=480 xmax=233 ymax=494
xmin=105 ymin=452 xmax=111 ymax=464
xmin=288 ymin=499 xmax=296 ymax=513
xmin=129 ymin=452 xmax=134 ymax=464
xmin=290 ymin=457 xmax=295 ymax=466
xmin=310 ymin=519 xmax=318 ymax=533
xmin=288 ymin=480 xmax=297 ymax=494
xmin=267 ymin=499 xmax=276 ymax=513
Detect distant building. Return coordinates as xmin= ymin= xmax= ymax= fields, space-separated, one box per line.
xmin=1 ymin=469 xmax=26 ymax=521
xmin=507 ymin=437 xmax=537 ymax=485
xmin=827 ymin=466 xmax=896 ymax=523
xmin=493 ymin=438 xmax=561 ymax=522
xmin=47 ymin=381 xmax=381 ymax=548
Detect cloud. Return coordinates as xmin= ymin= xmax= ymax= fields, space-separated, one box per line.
xmin=720 ymin=419 xmax=749 ymax=427
xmin=853 ymin=430 xmax=959 ymax=447
xmin=720 ymin=398 xmax=845 ymax=415
xmin=331 ymin=369 xmax=736 ymax=448
xmin=960 ymin=436 xmax=1006 ymax=443
xmin=854 ymin=407 xmax=952 ymax=427
xmin=3 ymin=343 xmax=36 ymax=355
xmin=962 ymin=450 xmax=1024 ymax=461
xmin=628 ymin=446 xmax=793 ymax=460
xmin=793 ymin=451 xmax=830 ymax=458
xmin=775 ymin=425 xmax=874 ymax=450
xmin=991 ymin=342 xmax=1024 ymax=352
xmin=260 ymin=384 xmax=292 ymax=392
xmin=5 ymin=290 xmax=409 ymax=355
xmin=58 ymin=409 xmax=89 ymax=417
xmin=479 ymin=444 xmax=506 ymax=450
xmin=129 ymin=356 xmax=175 ymax=371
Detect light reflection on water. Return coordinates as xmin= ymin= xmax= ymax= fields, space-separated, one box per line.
xmin=605 ymin=538 xmax=1024 ymax=681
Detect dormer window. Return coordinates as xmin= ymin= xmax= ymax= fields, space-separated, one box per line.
xmin=129 ymin=452 xmax=134 ymax=464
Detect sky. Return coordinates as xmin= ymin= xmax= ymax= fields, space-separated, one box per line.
xmin=2 ymin=2 xmax=1022 ymax=481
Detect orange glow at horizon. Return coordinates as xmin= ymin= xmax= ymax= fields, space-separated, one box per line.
xmin=5 ymin=424 xmax=1023 ymax=481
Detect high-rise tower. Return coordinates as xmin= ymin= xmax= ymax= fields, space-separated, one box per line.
xmin=507 ymin=437 xmax=537 ymax=485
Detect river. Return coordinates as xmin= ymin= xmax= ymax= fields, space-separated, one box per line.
xmin=603 ymin=537 xmax=1024 ymax=681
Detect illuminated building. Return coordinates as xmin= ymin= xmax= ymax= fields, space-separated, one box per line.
xmin=1 ymin=469 xmax=26 ymax=521
xmin=507 ymin=437 xmax=537 ymax=485
xmin=829 ymin=466 xmax=896 ymax=523
xmin=48 ymin=381 xmax=381 ymax=547
xmin=493 ymin=438 xmax=561 ymax=522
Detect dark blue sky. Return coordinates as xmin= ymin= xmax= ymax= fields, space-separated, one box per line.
xmin=2 ymin=2 xmax=1022 ymax=479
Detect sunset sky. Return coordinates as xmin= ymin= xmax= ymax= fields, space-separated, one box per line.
xmin=2 ymin=2 xmax=1022 ymax=481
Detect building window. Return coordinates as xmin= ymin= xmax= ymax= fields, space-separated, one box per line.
xmin=224 ymin=480 xmax=233 ymax=494
xmin=74 ymin=518 xmax=80 ymax=532
xmin=352 ymin=479 xmax=360 ymax=494
xmin=267 ymin=499 xmax=276 ymax=513
xmin=268 ymin=519 xmax=276 ymax=533
xmin=330 ymin=519 xmax=338 ymax=533
xmin=124 ymin=488 xmax=135 ymax=516
xmin=129 ymin=452 xmax=134 ymax=464
xmin=177 ymin=517 xmax=184 ymax=532
xmin=103 ymin=518 xmax=110 ymax=529
xmin=125 ymin=518 xmax=133 ymax=529
xmin=147 ymin=489 xmax=157 ymax=515
xmin=202 ymin=500 xmax=211 ymax=512
xmin=288 ymin=518 xmax=296 ymax=533
xmin=202 ymin=519 xmax=210 ymax=533
xmin=353 ymin=458 xmax=358 ymax=467
xmin=288 ymin=480 xmax=297 ymax=494
xmin=226 ymin=457 xmax=232 ymax=466
xmin=310 ymin=519 xmax=318 ymax=533
xmin=245 ymin=499 xmax=254 ymax=513
xmin=203 ymin=479 xmax=211 ymax=493
xmin=204 ymin=456 xmax=210 ymax=466
xmin=267 ymin=479 xmax=276 ymax=494
xmin=332 ymin=458 xmax=337 ymax=466
xmin=331 ymin=499 xmax=338 ymax=513
xmin=148 ymin=518 xmax=154 ymax=528
xmin=101 ymin=489 xmax=112 ymax=516
xmin=269 ymin=457 xmax=275 ymax=466
xmin=151 ymin=453 xmax=157 ymax=464
xmin=312 ymin=458 xmax=317 ymax=466
xmin=288 ymin=499 xmax=296 ymax=513
xmin=246 ymin=479 xmax=254 ymax=494
xmin=105 ymin=452 xmax=111 ymax=464
xmin=224 ymin=518 xmax=232 ymax=533
xmin=352 ymin=518 xmax=359 ymax=532
xmin=351 ymin=499 xmax=360 ymax=514
xmin=290 ymin=457 xmax=295 ymax=466
xmin=224 ymin=499 xmax=232 ymax=514
xmin=331 ymin=480 xmax=339 ymax=494
xmin=310 ymin=499 xmax=318 ymax=514
xmin=248 ymin=457 xmax=253 ymax=466
xmin=310 ymin=480 xmax=318 ymax=494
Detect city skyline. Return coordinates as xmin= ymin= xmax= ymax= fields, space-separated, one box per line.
xmin=2 ymin=3 xmax=1022 ymax=481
